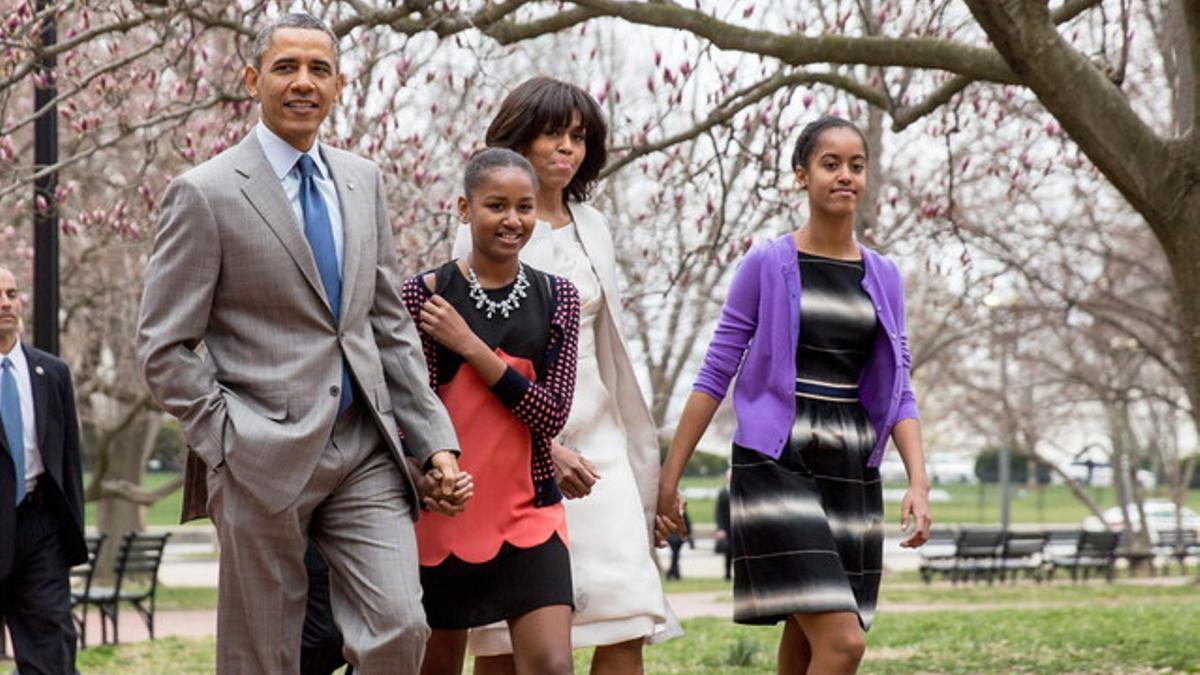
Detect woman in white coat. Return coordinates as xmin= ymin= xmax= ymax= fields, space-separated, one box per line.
xmin=453 ymin=76 xmax=675 ymax=675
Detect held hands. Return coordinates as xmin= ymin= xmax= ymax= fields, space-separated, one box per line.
xmin=420 ymin=450 xmax=474 ymax=516
xmin=899 ymin=485 xmax=932 ymax=548
xmin=551 ymin=439 xmax=600 ymax=499
xmin=654 ymin=487 xmax=687 ymax=548
xmin=420 ymin=295 xmax=481 ymax=354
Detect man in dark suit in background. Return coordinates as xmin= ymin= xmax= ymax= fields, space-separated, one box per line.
xmin=715 ymin=469 xmax=733 ymax=581
xmin=0 ymin=266 xmax=87 ymax=674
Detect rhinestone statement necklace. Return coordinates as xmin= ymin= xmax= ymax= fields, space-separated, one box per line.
xmin=467 ymin=265 xmax=529 ymax=319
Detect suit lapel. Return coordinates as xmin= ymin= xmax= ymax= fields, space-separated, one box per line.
xmin=323 ymin=148 xmax=363 ymax=318
xmin=233 ymin=135 xmax=333 ymax=315
xmin=24 ymin=344 xmax=48 ymax=448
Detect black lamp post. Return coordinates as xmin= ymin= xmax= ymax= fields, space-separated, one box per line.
xmin=33 ymin=0 xmax=59 ymax=355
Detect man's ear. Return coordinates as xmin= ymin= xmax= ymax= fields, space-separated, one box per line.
xmin=243 ymin=65 xmax=260 ymax=99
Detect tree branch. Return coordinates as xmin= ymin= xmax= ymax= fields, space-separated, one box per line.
xmin=0 ymin=92 xmax=243 ymax=200
xmin=964 ymin=0 xmax=1174 ymax=229
xmin=1182 ymin=0 xmax=1200 ymax=139
xmin=892 ymin=75 xmax=971 ymax=131
xmin=478 ymin=6 xmax=601 ymax=44
xmin=332 ymin=0 xmax=596 ymax=43
xmin=0 ymin=42 xmax=160 ymax=137
xmin=95 ymin=475 xmax=184 ymax=506
xmin=1053 ymin=0 xmax=1106 ymax=23
xmin=603 ymin=69 xmax=886 ymax=179
xmin=891 ymin=0 xmax=1103 ymax=131
xmin=568 ymin=0 xmax=1020 ymax=84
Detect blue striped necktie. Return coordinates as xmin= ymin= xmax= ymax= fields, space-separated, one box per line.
xmin=1 ymin=357 xmax=25 ymax=504
xmin=296 ymin=154 xmax=352 ymax=416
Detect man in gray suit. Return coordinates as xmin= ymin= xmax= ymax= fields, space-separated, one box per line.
xmin=137 ymin=13 xmax=466 ymax=673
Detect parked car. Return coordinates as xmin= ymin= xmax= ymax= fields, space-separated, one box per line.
xmin=1082 ymin=500 xmax=1200 ymax=542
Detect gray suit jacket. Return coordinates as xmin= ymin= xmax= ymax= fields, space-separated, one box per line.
xmin=137 ymin=133 xmax=457 ymax=516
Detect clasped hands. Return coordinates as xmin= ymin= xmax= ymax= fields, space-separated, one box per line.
xmin=653 ymin=486 xmax=687 ymax=547
xmin=418 ymin=450 xmax=474 ymax=516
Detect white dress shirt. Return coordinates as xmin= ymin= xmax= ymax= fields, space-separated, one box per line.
xmin=0 ymin=343 xmax=43 ymax=494
xmin=255 ymin=122 xmax=346 ymax=269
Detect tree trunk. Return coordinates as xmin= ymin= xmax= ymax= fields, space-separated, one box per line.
xmin=1160 ymin=204 xmax=1200 ymax=440
xmin=93 ymin=413 xmax=160 ymax=581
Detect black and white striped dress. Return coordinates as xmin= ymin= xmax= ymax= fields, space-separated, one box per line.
xmin=731 ymin=250 xmax=883 ymax=630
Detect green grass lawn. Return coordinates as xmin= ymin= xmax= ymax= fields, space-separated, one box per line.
xmin=61 ymin=580 xmax=1200 ymax=673
xmin=648 ymin=602 xmax=1200 ymax=674
xmin=156 ymin=586 xmax=219 ymax=611
xmin=75 ymin=636 xmax=216 ymax=674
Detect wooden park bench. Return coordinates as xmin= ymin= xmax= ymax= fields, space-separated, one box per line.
xmin=919 ymin=528 xmax=1005 ymax=584
xmin=917 ymin=528 xmax=958 ymax=583
xmin=69 ymin=532 xmax=108 ymax=648
xmin=996 ymin=530 xmax=1049 ymax=583
xmin=74 ymin=530 xmax=171 ymax=644
xmin=1153 ymin=528 xmax=1200 ymax=575
xmin=1047 ymin=530 xmax=1119 ymax=582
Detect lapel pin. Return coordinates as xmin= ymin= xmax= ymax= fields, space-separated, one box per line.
xmin=347 ymin=182 xmax=356 ymax=191
xmin=35 ymin=366 xmax=44 ymax=375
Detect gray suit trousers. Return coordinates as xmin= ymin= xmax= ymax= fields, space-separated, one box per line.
xmin=207 ymin=405 xmax=428 ymax=674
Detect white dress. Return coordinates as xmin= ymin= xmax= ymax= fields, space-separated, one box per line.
xmin=468 ymin=223 xmax=670 ymax=655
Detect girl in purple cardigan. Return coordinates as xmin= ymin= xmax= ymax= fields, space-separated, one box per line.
xmin=658 ymin=116 xmax=932 ymax=674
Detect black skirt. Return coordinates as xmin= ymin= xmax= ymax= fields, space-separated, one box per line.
xmin=419 ymin=532 xmax=573 ymax=631
xmin=730 ymin=396 xmax=883 ymax=630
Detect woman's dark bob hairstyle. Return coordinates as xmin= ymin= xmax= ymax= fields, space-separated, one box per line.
xmin=486 ymin=76 xmax=608 ymax=203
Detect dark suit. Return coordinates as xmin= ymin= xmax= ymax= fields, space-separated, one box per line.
xmin=0 ymin=344 xmax=86 ymax=674
xmin=715 ymin=486 xmax=732 ymax=580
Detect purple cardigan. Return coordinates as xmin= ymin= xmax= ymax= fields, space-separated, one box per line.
xmin=693 ymin=234 xmax=919 ymax=468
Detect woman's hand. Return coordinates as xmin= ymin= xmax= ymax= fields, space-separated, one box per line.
xmin=551 ymin=440 xmax=600 ymax=499
xmin=420 ymin=295 xmax=483 ymax=355
xmin=654 ymin=487 xmax=687 ymax=548
xmin=899 ymin=484 xmax=932 ymax=548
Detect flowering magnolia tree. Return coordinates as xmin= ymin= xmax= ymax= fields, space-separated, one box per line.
xmin=0 ymin=0 xmax=1193 ymax=550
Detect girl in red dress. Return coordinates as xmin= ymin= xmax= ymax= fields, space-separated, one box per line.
xmin=402 ymin=148 xmax=580 ymax=675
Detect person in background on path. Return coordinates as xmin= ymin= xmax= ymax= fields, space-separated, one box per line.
xmin=454 ymin=76 xmax=677 ymax=675
xmin=404 ymin=148 xmax=580 ymax=675
xmin=0 ymin=267 xmax=87 ymax=675
xmin=665 ymin=507 xmax=693 ymax=581
xmin=714 ymin=469 xmax=733 ymax=582
xmin=656 ymin=116 xmax=932 ymax=674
